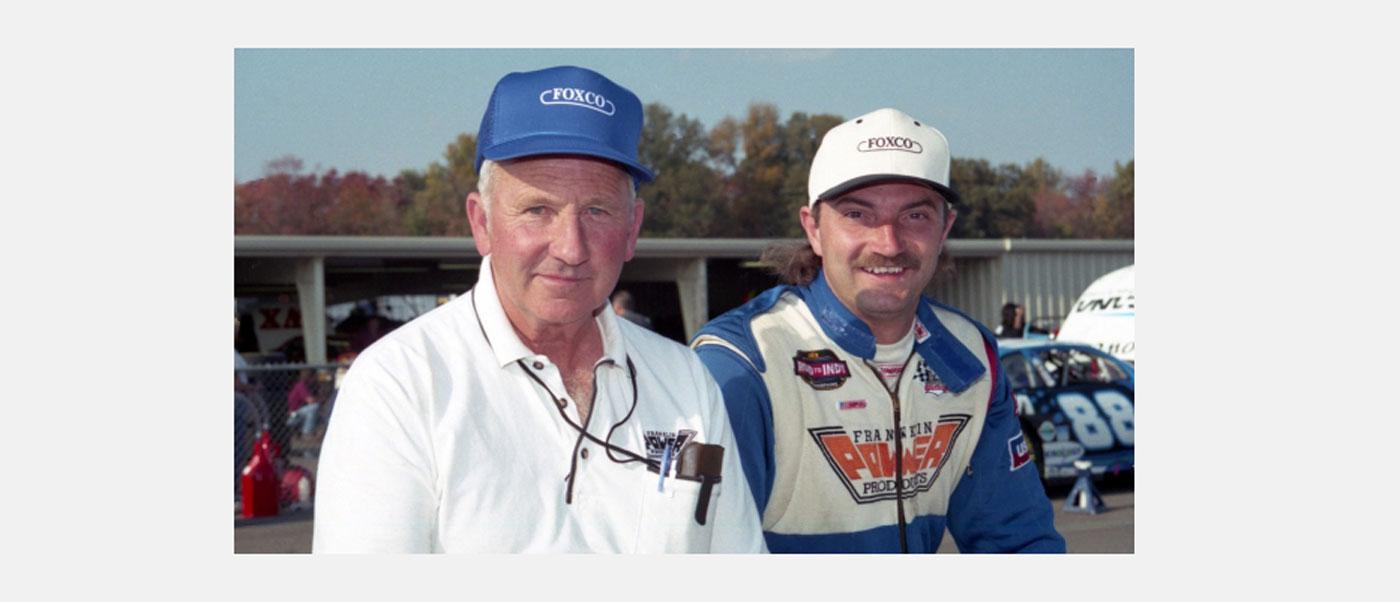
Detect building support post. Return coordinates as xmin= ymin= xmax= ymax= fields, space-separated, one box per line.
xmin=295 ymin=256 xmax=327 ymax=364
xmin=676 ymin=258 xmax=708 ymax=341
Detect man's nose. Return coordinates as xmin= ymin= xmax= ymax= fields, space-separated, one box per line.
xmin=868 ymin=222 xmax=903 ymax=256
xmin=550 ymin=211 xmax=588 ymax=266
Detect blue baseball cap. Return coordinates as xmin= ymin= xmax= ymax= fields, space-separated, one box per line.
xmin=475 ymin=65 xmax=655 ymax=183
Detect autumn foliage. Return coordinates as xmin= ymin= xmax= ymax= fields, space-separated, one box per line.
xmin=235 ymin=103 xmax=1132 ymax=239
xmin=235 ymin=157 xmax=410 ymax=236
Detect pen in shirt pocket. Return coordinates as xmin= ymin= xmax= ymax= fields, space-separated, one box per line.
xmin=657 ymin=443 xmax=674 ymax=492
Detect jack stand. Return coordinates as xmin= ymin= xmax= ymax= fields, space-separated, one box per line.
xmin=1063 ymin=460 xmax=1108 ymax=514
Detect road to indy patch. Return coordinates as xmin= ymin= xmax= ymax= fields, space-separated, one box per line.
xmin=794 ymin=349 xmax=850 ymax=390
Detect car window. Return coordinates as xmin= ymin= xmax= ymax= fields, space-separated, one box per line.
xmin=1027 ymin=347 xmax=1127 ymax=386
xmin=1026 ymin=352 xmax=1059 ymax=388
xmin=1092 ymin=354 xmax=1129 ymax=382
xmin=1001 ymin=353 xmax=1036 ymax=389
xmin=1061 ymin=349 xmax=1127 ymax=384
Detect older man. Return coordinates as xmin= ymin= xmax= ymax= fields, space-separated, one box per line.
xmin=313 ymin=66 xmax=765 ymax=553
xmin=692 ymin=108 xmax=1065 ymax=553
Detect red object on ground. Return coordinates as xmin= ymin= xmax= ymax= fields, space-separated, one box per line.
xmin=280 ymin=466 xmax=315 ymax=507
xmin=241 ymin=431 xmax=280 ymax=518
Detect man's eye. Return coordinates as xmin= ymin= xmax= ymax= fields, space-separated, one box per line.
xmin=843 ymin=210 xmax=864 ymax=220
xmin=586 ymin=207 xmax=610 ymax=216
xmin=524 ymin=206 xmax=549 ymax=215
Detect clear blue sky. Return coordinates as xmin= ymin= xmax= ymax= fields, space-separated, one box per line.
xmin=235 ymin=48 xmax=1132 ymax=184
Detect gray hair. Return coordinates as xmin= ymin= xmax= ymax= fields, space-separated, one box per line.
xmin=476 ymin=158 xmax=637 ymax=220
xmin=476 ymin=159 xmax=498 ymax=219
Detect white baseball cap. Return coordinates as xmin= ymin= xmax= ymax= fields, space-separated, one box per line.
xmin=807 ymin=107 xmax=959 ymax=207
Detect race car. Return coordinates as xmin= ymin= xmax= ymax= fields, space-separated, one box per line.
xmin=998 ymin=339 xmax=1135 ymax=485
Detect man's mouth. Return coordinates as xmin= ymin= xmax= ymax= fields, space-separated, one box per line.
xmin=862 ymin=266 xmax=907 ymax=276
xmin=539 ymin=273 xmax=589 ymax=284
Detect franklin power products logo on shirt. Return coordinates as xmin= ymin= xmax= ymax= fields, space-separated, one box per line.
xmin=793 ymin=349 xmax=851 ymax=390
xmin=645 ymin=429 xmax=697 ymax=473
xmin=856 ymin=136 xmax=923 ymax=153
xmin=539 ymin=87 xmax=616 ymax=115
xmin=807 ymin=414 xmax=970 ymax=504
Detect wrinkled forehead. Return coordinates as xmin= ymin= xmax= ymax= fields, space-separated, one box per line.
xmin=496 ymin=155 xmax=635 ymax=196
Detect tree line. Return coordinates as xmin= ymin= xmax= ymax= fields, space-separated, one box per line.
xmin=235 ymin=102 xmax=1133 ymax=239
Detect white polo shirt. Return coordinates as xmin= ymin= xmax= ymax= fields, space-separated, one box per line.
xmin=313 ymin=255 xmax=766 ymax=553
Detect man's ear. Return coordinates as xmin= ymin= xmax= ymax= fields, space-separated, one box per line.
xmin=799 ymin=205 xmax=823 ymax=257
xmin=467 ymin=192 xmax=491 ymax=256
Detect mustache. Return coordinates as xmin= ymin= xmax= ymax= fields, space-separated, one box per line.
xmin=854 ymin=254 xmax=920 ymax=270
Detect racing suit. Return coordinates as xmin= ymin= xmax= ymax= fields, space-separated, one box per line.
xmin=692 ymin=270 xmax=1065 ymax=553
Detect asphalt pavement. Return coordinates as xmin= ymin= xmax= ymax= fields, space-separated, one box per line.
xmin=234 ymin=478 xmax=1132 ymax=554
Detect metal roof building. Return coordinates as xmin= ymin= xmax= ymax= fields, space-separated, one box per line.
xmin=235 ymin=236 xmax=1132 ymax=363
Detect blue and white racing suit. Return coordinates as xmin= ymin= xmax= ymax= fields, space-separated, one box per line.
xmin=691 ymin=271 xmax=1065 ymax=553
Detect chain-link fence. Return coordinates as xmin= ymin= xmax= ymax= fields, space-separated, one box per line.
xmin=235 ymin=362 xmax=349 ymax=515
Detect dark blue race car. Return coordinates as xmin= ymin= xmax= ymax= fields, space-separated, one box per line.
xmin=997 ymin=339 xmax=1135 ymax=485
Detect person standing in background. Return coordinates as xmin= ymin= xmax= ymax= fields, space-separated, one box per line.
xmin=610 ymin=289 xmax=653 ymax=330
